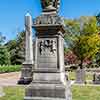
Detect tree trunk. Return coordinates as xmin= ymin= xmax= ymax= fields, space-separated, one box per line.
xmin=79 ymin=60 xmax=83 ymax=69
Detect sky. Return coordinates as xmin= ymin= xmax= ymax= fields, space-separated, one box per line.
xmin=1 ymin=0 xmax=100 ymax=41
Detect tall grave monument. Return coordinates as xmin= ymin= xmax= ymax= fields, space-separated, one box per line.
xmin=21 ymin=0 xmax=72 ymax=100
xmin=18 ymin=13 xmax=34 ymax=84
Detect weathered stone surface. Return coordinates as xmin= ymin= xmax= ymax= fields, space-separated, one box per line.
xmin=75 ymin=68 xmax=85 ymax=84
xmin=18 ymin=64 xmax=33 ymax=85
xmin=24 ymin=81 xmax=72 ymax=100
xmin=23 ymin=0 xmax=72 ymax=100
xmin=25 ymin=83 xmax=65 ymax=98
xmin=18 ymin=14 xmax=34 ymax=85
xmin=36 ymin=38 xmax=57 ymax=69
xmin=93 ymin=73 xmax=100 ymax=84
xmin=24 ymin=31 xmax=71 ymax=100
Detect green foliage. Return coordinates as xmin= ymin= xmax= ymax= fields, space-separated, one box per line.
xmin=72 ymin=85 xmax=100 ymax=100
xmin=0 ymin=86 xmax=25 ymax=100
xmin=72 ymin=33 xmax=100 ymax=62
xmin=64 ymin=16 xmax=100 ymax=67
xmin=0 ymin=65 xmax=21 ymax=73
xmin=5 ymin=31 xmax=25 ymax=65
xmin=0 ymin=46 xmax=10 ymax=65
xmin=0 ymin=32 xmax=6 ymax=45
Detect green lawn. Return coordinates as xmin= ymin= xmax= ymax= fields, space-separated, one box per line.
xmin=72 ymin=85 xmax=100 ymax=100
xmin=0 ymin=86 xmax=25 ymax=100
xmin=0 ymin=85 xmax=100 ymax=100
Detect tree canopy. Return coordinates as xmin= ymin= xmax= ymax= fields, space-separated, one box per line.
xmin=64 ymin=16 xmax=100 ymax=68
xmin=5 ymin=31 xmax=25 ymax=65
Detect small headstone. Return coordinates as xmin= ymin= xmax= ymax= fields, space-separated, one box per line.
xmin=65 ymin=81 xmax=72 ymax=100
xmin=93 ymin=73 xmax=100 ymax=84
xmin=0 ymin=87 xmax=5 ymax=97
xmin=75 ymin=67 xmax=85 ymax=84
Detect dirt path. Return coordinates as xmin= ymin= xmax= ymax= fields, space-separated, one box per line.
xmin=0 ymin=72 xmax=21 ymax=86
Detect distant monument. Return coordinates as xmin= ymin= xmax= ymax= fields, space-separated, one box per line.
xmin=19 ymin=0 xmax=72 ymax=100
xmin=18 ymin=13 xmax=34 ymax=84
xmin=75 ymin=67 xmax=86 ymax=84
xmin=93 ymin=73 xmax=100 ymax=84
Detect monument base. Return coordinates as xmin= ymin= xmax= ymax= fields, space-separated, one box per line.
xmin=24 ymin=72 xmax=72 ymax=100
xmin=18 ymin=64 xmax=33 ymax=85
xmin=24 ymin=82 xmax=66 ymax=100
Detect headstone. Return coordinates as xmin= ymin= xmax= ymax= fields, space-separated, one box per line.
xmin=75 ymin=67 xmax=85 ymax=84
xmin=0 ymin=87 xmax=5 ymax=97
xmin=24 ymin=0 xmax=72 ymax=100
xmin=93 ymin=73 xmax=100 ymax=84
xmin=18 ymin=13 xmax=34 ymax=84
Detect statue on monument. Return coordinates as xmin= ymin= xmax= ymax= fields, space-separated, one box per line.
xmin=41 ymin=0 xmax=60 ymax=11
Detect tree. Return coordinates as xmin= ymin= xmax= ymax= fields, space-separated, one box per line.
xmin=71 ymin=33 xmax=100 ymax=68
xmin=0 ymin=33 xmax=10 ymax=65
xmin=0 ymin=32 xmax=6 ymax=45
xmin=0 ymin=46 xmax=10 ymax=65
xmin=64 ymin=16 xmax=100 ymax=68
xmin=64 ymin=51 xmax=77 ymax=65
xmin=5 ymin=31 xmax=25 ymax=65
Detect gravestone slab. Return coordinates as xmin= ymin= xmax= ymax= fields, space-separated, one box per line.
xmin=93 ymin=73 xmax=100 ymax=84
xmin=75 ymin=68 xmax=85 ymax=84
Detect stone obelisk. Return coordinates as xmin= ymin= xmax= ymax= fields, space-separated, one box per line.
xmin=18 ymin=13 xmax=34 ymax=84
xmin=24 ymin=0 xmax=72 ymax=100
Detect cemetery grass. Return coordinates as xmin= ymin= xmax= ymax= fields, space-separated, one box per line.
xmin=72 ymin=85 xmax=100 ymax=100
xmin=0 ymin=85 xmax=100 ymax=100
xmin=0 ymin=86 xmax=25 ymax=100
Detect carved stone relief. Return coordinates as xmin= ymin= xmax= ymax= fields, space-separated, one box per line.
xmin=33 ymin=15 xmax=64 ymax=25
xmin=39 ymin=39 xmax=56 ymax=56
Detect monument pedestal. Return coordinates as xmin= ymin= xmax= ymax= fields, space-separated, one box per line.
xmin=24 ymin=83 xmax=66 ymax=100
xmin=24 ymin=2 xmax=72 ymax=100
xmin=18 ymin=63 xmax=33 ymax=84
xmin=24 ymin=70 xmax=70 ymax=100
xmin=24 ymin=30 xmax=71 ymax=100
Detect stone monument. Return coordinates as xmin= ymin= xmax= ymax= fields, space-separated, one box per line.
xmin=93 ymin=73 xmax=100 ymax=84
xmin=18 ymin=13 xmax=34 ymax=84
xmin=75 ymin=67 xmax=86 ymax=84
xmin=22 ymin=0 xmax=72 ymax=100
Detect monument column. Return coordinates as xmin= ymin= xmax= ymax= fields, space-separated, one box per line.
xmin=18 ymin=13 xmax=34 ymax=84
xmin=25 ymin=13 xmax=33 ymax=64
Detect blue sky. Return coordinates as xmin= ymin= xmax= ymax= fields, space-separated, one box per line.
xmin=0 ymin=0 xmax=100 ymax=41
